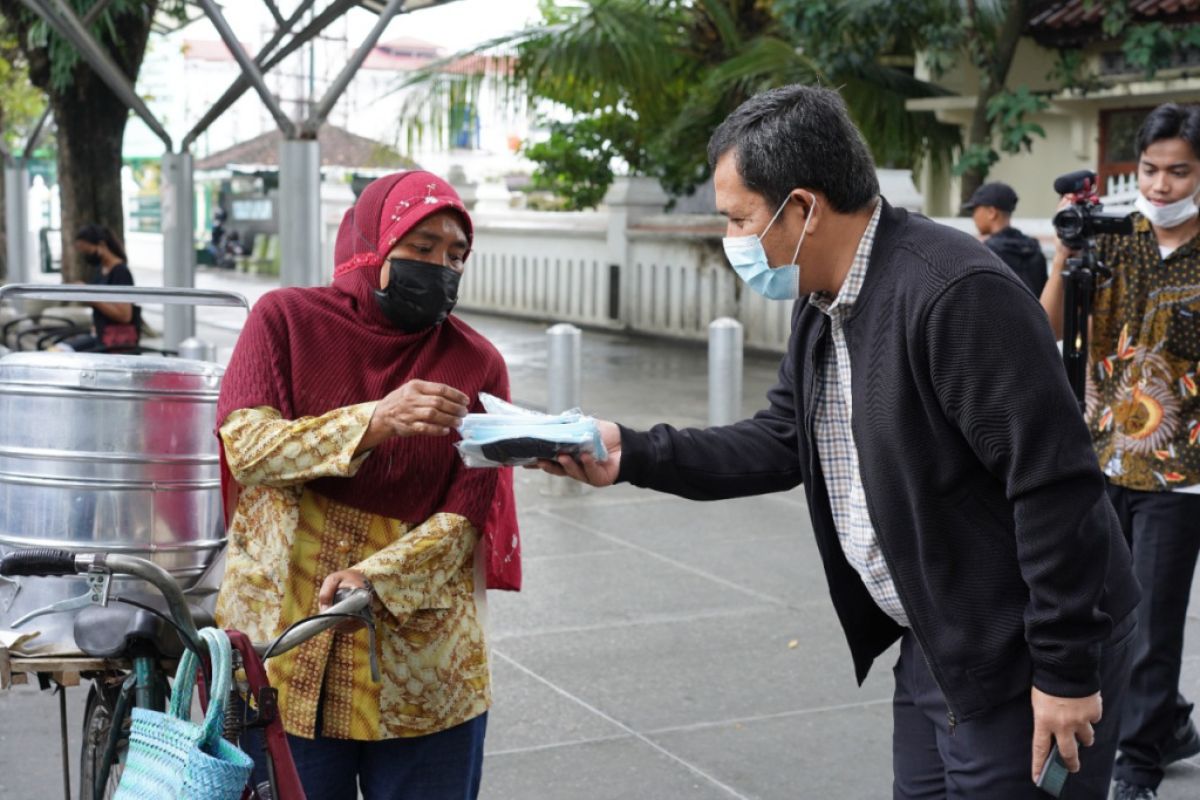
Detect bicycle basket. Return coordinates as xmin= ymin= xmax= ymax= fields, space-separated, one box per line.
xmin=113 ymin=627 xmax=253 ymax=800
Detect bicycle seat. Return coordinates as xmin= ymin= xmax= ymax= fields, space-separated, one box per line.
xmin=72 ymin=599 xmax=215 ymax=659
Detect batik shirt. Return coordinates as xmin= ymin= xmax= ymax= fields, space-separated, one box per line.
xmin=1087 ymin=212 xmax=1200 ymax=491
xmin=215 ymin=404 xmax=490 ymax=741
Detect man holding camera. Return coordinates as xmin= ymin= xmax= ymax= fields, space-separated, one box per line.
xmin=1041 ymin=103 xmax=1200 ymax=800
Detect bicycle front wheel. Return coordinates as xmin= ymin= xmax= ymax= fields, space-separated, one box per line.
xmin=78 ymin=680 xmax=127 ymax=800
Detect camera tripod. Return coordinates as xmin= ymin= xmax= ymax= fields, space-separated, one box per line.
xmin=1061 ymin=241 xmax=1111 ymax=409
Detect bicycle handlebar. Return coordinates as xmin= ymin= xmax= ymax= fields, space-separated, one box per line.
xmin=1 ymin=549 xmax=372 ymax=660
xmin=0 ymin=548 xmax=77 ymax=577
xmin=83 ymin=553 xmax=208 ymax=654
xmin=254 ymin=588 xmax=372 ymax=660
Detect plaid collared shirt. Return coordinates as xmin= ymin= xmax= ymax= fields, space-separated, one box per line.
xmin=808 ymin=199 xmax=908 ymax=626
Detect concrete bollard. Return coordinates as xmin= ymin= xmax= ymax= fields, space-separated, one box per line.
xmin=708 ymin=317 xmax=743 ymax=427
xmin=546 ymin=323 xmax=582 ymax=415
xmin=177 ymin=337 xmax=216 ymax=362
xmin=545 ymin=322 xmax=583 ymax=496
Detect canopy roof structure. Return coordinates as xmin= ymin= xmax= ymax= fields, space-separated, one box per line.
xmin=4 ymin=0 xmax=462 ymax=345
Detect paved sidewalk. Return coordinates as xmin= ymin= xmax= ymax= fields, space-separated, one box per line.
xmin=2 ymin=266 xmax=1199 ymax=798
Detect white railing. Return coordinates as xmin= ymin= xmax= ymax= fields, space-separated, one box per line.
xmin=1102 ymin=172 xmax=1138 ymax=210
xmin=457 ymin=202 xmax=1059 ymax=355
xmin=460 ymin=205 xmax=795 ymax=352
xmin=314 ymin=176 xmax=1014 ymax=356
xmin=463 ymin=211 xmax=615 ymax=328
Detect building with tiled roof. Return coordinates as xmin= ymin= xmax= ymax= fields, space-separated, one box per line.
xmin=907 ymin=0 xmax=1200 ymax=217
xmin=194 ymin=125 xmax=415 ymax=172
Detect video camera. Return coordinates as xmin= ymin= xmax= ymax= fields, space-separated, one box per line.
xmin=1051 ymin=170 xmax=1134 ymax=409
xmin=1052 ymin=170 xmax=1133 ymax=249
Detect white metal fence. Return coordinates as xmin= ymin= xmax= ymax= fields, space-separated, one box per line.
xmin=459 ymin=204 xmax=794 ymax=352
xmin=315 ymin=176 xmax=1059 ymax=355
xmin=1102 ymin=171 xmax=1138 ymax=209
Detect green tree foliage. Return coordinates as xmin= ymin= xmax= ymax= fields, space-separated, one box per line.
xmin=778 ymin=0 xmax=1033 ymax=203
xmin=0 ymin=0 xmax=183 ymax=279
xmin=0 ymin=18 xmax=47 ymax=155
xmin=524 ymin=113 xmax=644 ymax=210
xmin=408 ymin=0 xmax=960 ymax=209
xmin=403 ymin=0 xmax=955 ymax=209
xmin=0 ymin=16 xmax=48 ymax=281
xmin=404 ymin=0 xmax=804 ymax=208
xmin=781 ymin=0 xmax=1200 ymax=204
xmin=410 ymin=0 xmax=1200 ymax=210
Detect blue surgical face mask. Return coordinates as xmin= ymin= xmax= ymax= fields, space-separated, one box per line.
xmin=722 ymin=193 xmax=815 ymax=300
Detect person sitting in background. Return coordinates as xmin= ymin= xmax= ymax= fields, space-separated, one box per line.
xmin=964 ymin=181 xmax=1049 ymax=297
xmin=59 ymin=224 xmax=141 ymax=351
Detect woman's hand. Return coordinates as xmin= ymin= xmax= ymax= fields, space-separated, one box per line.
xmin=356 ymin=380 xmax=470 ymax=454
xmin=318 ymin=568 xmax=371 ymax=633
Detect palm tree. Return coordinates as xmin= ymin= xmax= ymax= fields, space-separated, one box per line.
xmin=397 ymin=0 xmax=959 ymax=208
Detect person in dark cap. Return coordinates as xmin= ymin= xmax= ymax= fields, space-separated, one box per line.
xmin=964 ymin=181 xmax=1049 ymax=297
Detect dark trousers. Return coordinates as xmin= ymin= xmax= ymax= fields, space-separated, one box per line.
xmin=892 ymin=615 xmax=1136 ymax=799
xmin=60 ymin=333 xmax=102 ymax=352
xmin=243 ymin=708 xmax=488 ymax=800
xmin=1107 ymin=483 xmax=1200 ymax=790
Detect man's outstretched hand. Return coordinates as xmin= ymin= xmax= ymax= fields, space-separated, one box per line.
xmin=531 ymin=419 xmax=622 ymax=487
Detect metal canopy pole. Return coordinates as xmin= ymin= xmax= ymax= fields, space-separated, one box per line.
xmin=21 ymin=0 xmax=172 ymax=150
xmin=160 ymin=153 xmax=196 ymax=347
xmin=180 ymin=0 xmax=341 ymax=151
xmin=275 ymin=0 xmax=407 ymax=286
xmin=197 ymin=0 xmax=297 ymax=139
xmin=279 ymin=140 xmax=322 ymax=286
xmin=260 ymin=0 xmax=285 ymax=26
xmin=300 ymin=0 xmax=408 ymax=135
xmin=4 ymin=159 xmax=31 ymax=284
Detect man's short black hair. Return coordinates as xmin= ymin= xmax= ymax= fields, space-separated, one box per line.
xmin=707 ymin=84 xmax=879 ymax=214
xmin=1136 ymin=103 xmax=1200 ymax=161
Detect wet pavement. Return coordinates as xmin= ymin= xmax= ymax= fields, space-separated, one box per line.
xmin=2 ymin=265 xmax=1200 ymax=799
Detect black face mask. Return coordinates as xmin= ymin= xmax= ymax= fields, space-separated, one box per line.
xmin=84 ymin=252 xmax=102 ymax=268
xmin=373 ymin=258 xmax=461 ymax=333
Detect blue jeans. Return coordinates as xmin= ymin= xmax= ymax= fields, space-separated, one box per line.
xmin=243 ymin=709 xmax=487 ymax=800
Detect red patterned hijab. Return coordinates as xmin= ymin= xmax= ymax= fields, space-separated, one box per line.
xmin=218 ymin=171 xmax=520 ymax=590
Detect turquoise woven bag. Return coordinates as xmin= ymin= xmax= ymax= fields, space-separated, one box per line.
xmin=113 ymin=627 xmax=254 ymax=800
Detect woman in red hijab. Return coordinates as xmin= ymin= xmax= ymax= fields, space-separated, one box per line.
xmin=215 ymin=171 xmax=519 ymax=800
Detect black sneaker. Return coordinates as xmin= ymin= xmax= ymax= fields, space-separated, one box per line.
xmin=1112 ymin=780 xmax=1157 ymax=800
xmin=1163 ymin=717 xmax=1200 ymax=766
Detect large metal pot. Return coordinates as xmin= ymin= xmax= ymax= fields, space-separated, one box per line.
xmin=0 ymin=351 xmax=225 ymax=653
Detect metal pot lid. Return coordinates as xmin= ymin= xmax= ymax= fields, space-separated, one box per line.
xmin=0 ymin=352 xmax=224 ymax=395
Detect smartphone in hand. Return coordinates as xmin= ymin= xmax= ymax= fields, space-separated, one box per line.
xmin=1036 ymin=741 xmax=1070 ymax=797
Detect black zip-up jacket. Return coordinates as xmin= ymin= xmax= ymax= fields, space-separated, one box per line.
xmin=985 ymin=226 xmax=1048 ymax=298
xmin=617 ymin=199 xmax=1139 ymax=723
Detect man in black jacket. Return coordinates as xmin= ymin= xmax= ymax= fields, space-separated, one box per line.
xmin=963 ymin=181 xmax=1049 ymax=297
xmin=537 ymin=85 xmax=1140 ymax=799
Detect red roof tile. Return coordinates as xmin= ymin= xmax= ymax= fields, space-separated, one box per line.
xmin=1030 ymin=0 xmax=1200 ymax=32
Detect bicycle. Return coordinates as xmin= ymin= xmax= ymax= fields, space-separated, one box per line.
xmin=0 ymin=547 xmax=376 ymax=800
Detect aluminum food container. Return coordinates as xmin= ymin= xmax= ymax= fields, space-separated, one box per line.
xmin=0 ymin=351 xmax=225 ymax=652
